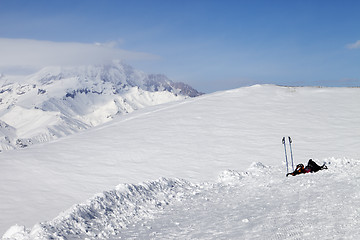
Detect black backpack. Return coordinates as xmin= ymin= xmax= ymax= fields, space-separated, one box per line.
xmin=307 ymin=159 xmax=327 ymax=172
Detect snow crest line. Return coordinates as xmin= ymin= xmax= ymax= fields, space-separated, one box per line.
xmin=3 ymin=158 xmax=360 ymax=239
xmin=2 ymin=161 xmax=271 ymax=240
xmin=92 ymin=90 xmax=212 ymax=132
xmin=2 ymin=178 xmax=198 ymax=239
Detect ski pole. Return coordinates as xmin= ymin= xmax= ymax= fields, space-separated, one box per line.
xmin=282 ymin=137 xmax=289 ymax=173
xmin=288 ymin=136 xmax=294 ymax=171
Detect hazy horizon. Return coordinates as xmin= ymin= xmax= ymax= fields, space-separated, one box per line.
xmin=1 ymin=0 xmax=359 ymax=93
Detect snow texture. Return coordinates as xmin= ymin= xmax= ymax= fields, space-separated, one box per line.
xmin=1 ymin=84 xmax=360 ymax=238
xmin=3 ymin=159 xmax=360 ymax=239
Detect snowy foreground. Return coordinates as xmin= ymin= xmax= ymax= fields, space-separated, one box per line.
xmin=1 ymin=85 xmax=360 ymax=238
xmin=3 ymin=159 xmax=360 ymax=239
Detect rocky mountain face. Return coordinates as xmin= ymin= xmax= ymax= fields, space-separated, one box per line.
xmin=0 ymin=62 xmax=202 ymax=151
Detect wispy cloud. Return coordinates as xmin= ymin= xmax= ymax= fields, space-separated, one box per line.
xmin=0 ymin=38 xmax=159 ymax=74
xmin=346 ymin=40 xmax=360 ymax=49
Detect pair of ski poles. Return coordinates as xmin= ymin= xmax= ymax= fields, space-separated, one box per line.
xmin=282 ymin=136 xmax=294 ymax=173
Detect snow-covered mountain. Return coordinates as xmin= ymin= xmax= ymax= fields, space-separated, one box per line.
xmin=1 ymin=85 xmax=360 ymax=238
xmin=0 ymin=61 xmax=202 ymax=151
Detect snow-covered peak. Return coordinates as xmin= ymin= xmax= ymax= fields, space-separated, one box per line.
xmin=0 ymin=62 xmax=202 ymax=151
xmin=27 ymin=61 xmax=143 ymax=86
xmin=21 ymin=61 xmax=202 ymax=96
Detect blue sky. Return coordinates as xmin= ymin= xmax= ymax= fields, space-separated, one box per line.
xmin=0 ymin=0 xmax=359 ymax=92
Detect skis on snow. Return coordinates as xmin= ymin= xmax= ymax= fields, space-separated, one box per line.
xmin=282 ymin=137 xmax=289 ymax=173
xmin=288 ymin=137 xmax=294 ymax=171
xmin=282 ymin=136 xmax=294 ymax=174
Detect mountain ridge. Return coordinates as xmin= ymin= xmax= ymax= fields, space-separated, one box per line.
xmin=0 ymin=61 xmax=202 ymax=151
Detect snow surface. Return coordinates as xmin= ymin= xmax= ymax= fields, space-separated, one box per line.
xmin=3 ymin=159 xmax=360 ymax=239
xmin=1 ymin=85 xmax=360 ymax=238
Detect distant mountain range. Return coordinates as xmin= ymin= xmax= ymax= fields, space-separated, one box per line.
xmin=0 ymin=61 xmax=202 ymax=151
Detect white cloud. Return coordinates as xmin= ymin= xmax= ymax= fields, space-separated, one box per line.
xmin=0 ymin=38 xmax=159 ymax=74
xmin=346 ymin=40 xmax=360 ymax=49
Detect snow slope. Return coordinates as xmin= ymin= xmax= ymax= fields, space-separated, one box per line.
xmin=0 ymin=61 xmax=201 ymax=151
xmin=4 ymin=159 xmax=360 ymax=239
xmin=1 ymin=85 xmax=360 ymax=238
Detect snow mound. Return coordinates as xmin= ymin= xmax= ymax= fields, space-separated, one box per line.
xmin=1 ymin=225 xmax=27 ymax=240
xmin=2 ymin=162 xmax=273 ymax=239
xmin=4 ymin=159 xmax=360 ymax=239
xmin=217 ymin=169 xmax=245 ymax=185
xmin=246 ymin=162 xmax=271 ymax=175
xmin=3 ymin=178 xmax=196 ymax=240
xmin=217 ymin=162 xmax=271 ymax=185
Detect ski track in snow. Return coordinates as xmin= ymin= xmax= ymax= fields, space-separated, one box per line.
xmin=3 ymin=158 xmax=360 ymax=240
